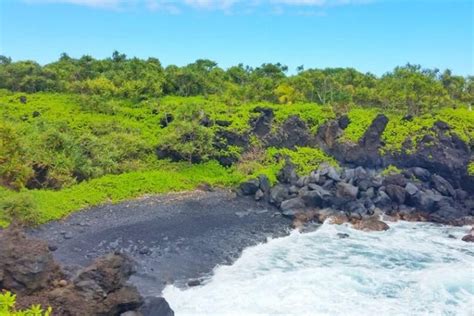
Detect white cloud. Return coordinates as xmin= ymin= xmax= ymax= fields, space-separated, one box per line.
xmin=24 ymin=0 xmax=125 ymax=9
xmin=24 ymin=0 xmax=373 ymax=11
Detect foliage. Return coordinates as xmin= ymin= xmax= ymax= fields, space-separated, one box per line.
xmin=468 ymin=162 xmax=474 ymax=176
xmin=0 ymin=161 xmax=243 ymax=226
xmin=1 ymin=53 xmax=472 ymax=113
xmin=340 ymin=108 xmax=379 ymax=142
xmin=381 ymin=165 xmax=402 ymax=176
xmin=0 ymin=290 xmax=52 ymax=316
xmin=0 ymin=193 xmax=39 ymax=226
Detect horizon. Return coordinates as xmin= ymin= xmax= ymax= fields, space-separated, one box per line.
xmin=0 ymin=0 xmax=473 ymax=76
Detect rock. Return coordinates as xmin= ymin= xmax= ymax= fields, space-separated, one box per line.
xmin=345 ymin=201 xmax=367 ymax=215
xmin=251 ymin=107 xmax=274 ymax=137
xmin=411 ymin=167 xmax=431 ymax=182
xmin=264 ymin=115 xmax=312 ymax=149
xmin=405 ymin=183 xmax=419 ymax=196
xmin=0 ymin=227 xmax=60 ymax=294
xmin=385 ymin=184 xmax=406 ymax=204
xmin=159 ymin=113 xmax=174 ymax=128
xmin=280 ymin=197 xmax=305 ymax=210
xmin=336 ymin=182 xmax=358 ymax=200
xmin=138 ymin=297 xmax=175 ymax=316
xmin=383 ymin=174 xmax=407 ymax=187
xmin=277 ymin=160 xmax=298 ymax=184
xmin=352 ymin=218 xmax=390 ymax=232
xmin=455 ymin=189 xmax=468 ymax=200
xmin=239 ymin=179 xmax=260 ymax=196
xmin=431 ymin=174 xmax=456 ymax=197
xmin=73 ymin=253 xmax=136 ymax=295
xmin=326 ymin=213 xmax=350 ymax=225
xmin=48 ymin=244 xmax=58 ymax=252
xmin=434 ymin=120 xmax=450 ymax=131
xmin=374 ymin=191 xmax=392 ymax=208
xmin=49 ymin=253 xmax=143 ymax=315
xmin=19 ymin=95 xmax=27 ymax=104
xmin=254 ymin=189 xmax=264 ymax=201
xmin=139 ymin=247 xmax=151 ymax=255
xmin=296 ymin=176 xmax=308 ymax=187
xmin=410 ymin=190 xmax=444 ymax=212
xmin=337 ymin=233 xmax=350 ymax=239
xmin=300 ymin=185 xmax=331 ymax=208
xmin=289 ymin=185 xmax=299 ymax=194
xmin=461 ymin=235 xmax=474 ymax=242
xmin=215 ymin=119 xmax=231 ymax=127
xmin=269 ymin=185 xmax=289 ymax=206
xmin=258 ymin=174 xmax=271 ymax=193
xmin=63 ymin=232 xmax=73 ymax=240
xmin=324 ymin=166 xmax=341 ymax=182
xmin=187 ymin=279 xmax=201 ymax=287
xmin=338 ymin=115 xmax=350 ymax=129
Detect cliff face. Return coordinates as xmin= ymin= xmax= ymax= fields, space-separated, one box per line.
xmin=316 ymin=114 xmax=472 ymax=193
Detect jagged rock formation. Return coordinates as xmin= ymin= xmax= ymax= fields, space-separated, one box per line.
xmin=0 ymin=227 xmax=175 ymax=316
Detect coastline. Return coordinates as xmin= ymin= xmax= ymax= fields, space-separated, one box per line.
xmin=29 ymin=189 xmax=292 ymax=296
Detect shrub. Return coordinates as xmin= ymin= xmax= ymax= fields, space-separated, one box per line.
xmin=0 ymin=193 xmax=39 ymax=226
xmin=0 ymin=290 xmax=52 ymax=316
xmin=468 ymin=161 xmax=474 ymax=176
xmin=381 ymin=165 xmax=402 ymax=176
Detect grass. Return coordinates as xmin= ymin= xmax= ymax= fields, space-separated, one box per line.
xmin=0 ymin=161 xmax=243 ymax=227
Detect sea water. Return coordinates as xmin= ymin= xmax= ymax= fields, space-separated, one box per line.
xmin=163 ymin=221 xmax=474 ymax=316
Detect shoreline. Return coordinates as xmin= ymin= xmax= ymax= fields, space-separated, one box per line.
xmin=29 ymin=189 xmax=292 ymax=296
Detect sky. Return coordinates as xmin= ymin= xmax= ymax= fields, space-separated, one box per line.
xmin=0 ymin=0 xmax=472 ymax=75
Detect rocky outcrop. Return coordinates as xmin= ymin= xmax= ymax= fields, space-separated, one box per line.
xmin=241 ymin=163 xmax=474 ymax=228
xmin=317 ymin=114 xmax=388 ymax=168
xmin=317 ymin=115 xmax=472 ymax=193
xmin=0 ymin=227 xmax=174 ymax=316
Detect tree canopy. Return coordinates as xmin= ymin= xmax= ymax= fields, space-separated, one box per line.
xmin=0 ymin=51 xmax=472 ymax=114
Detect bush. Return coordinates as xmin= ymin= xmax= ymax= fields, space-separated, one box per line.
xmin=0 ymin=193 xmax=39 ymax=226
xmin=0 ymin=290 xmax=52 ymax=316
xmin=381 ymin=165 xmax=402 ymax=176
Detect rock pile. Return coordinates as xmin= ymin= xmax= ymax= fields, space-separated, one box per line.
xmin=240 ymin=162 xmax=474 ymax=230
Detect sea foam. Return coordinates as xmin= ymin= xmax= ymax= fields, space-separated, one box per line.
xmin=163 ymin=221 xmax=474 ymax=316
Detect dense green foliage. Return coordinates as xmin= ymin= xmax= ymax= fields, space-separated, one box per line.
xmin=0 ymin=290 xmax=52 ymax=316
xmin=0 ymin=55 xmax=473 ymax=227
xmin=1 ymin=53 xmax=472 ymax=113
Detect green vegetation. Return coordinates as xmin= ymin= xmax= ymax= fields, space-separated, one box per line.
xmin=1 ymin=54 xmax=472 ymax=111
xmin=0 ymin=290 xmax=52 ymax=316
xmin=468 ymin=162 xmax=474 ymax=176
xmin=0 ymin=161 xmax=243 ymax=227
xmin=381 ymin=165 xmax=402 ymax=176
xmin=0 ymin=54 xmax=473 ymax=227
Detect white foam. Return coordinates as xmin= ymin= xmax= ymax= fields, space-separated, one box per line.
xmin=163 ymin=221 xmax=474 ymax=316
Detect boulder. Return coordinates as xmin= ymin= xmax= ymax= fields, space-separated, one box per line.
xmin=411 ymin=167 xmax=431 ymax=182
xmin=251 ymin=107 xmax=274 ymax=137
xmin=277 ymin=160 xmax=298 ymax=184
xmin=383 ymin=174 xmax=407 ymax=187
xmin=254 ymin=189 xmax=264 ymax=201
xmin=280 ymin=198 xmax=306 ymax=213
xmin=410 ymin=190 xmax=444 ymax=212
xmin=269 ymin=185 xmax=289 ymax=206
xmin=239 ymin=179 xmax=260 ymax=196
xmin=405 ymin=183 xmax=419 ymax=196
xmin=352 ymin=218 xmax=390 ymax=232
xmin=300 ymin=185 xmax=331 ymax=208
xmin=431 ymin=174 xmax=456 ymax=197
xmin=385 ymin=184 xmax=406 ymax=204
xmin=374 ymin=191 xmax=392 ymax=208
xmin=139 ymin=297 xmax=175 ymax=316
xmin=264 ymin=116 xmax=313 ymax=149
xmin=336 ymin=182 xmax=358 ymax=200
xmin=0 ymin=227 xmax=60 ymax=294
xmin=258 ymin=175 xmax=271 ymax=193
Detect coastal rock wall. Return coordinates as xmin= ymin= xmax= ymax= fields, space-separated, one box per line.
xmin=240 ymin=162 xmax=474 ymax=227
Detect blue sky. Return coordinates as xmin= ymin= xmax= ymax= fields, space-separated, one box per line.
xmin=0 ymin=0 xmax=472 ymax=75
